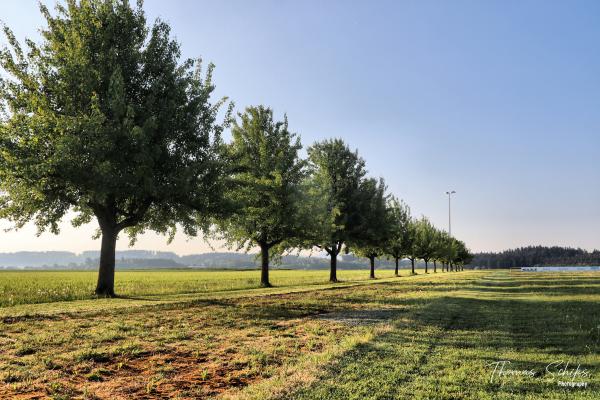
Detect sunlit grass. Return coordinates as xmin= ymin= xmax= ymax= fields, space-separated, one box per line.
xmin=0 ymin=270 xmax=598 ymax=399
xmin=0 ymin=268 xmax=406 ymax=307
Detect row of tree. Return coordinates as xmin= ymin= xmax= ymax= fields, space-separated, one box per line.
xmin=0 ymin=0 xmax=471 ymax=296
xmin=218 ymin=116 xmax=472 ymax=286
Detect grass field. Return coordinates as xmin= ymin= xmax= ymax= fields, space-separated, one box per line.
xmin=0 ymin=268 xmax=402 ymax=307
xmin=0 ymin=269 xmax=599 ymax=399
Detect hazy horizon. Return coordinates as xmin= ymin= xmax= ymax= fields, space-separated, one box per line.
xmin=1 ymin=0 xmax=599 ymax=254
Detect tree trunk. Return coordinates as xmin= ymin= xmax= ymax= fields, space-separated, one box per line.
xmin=260 ymin=242 xmax=271 ymax=287
xmin=411 ymin=258 xmax=415 ymax=274
xmin=433 ymin=260 xmax=437 ymax=273
xmin=394 ymin=257 xmax=399 ymax=276
xmin=329 ymin=250 xmax=338 ymax=282
xmin=450 ymin=262 xmax=453 ymax=272
xmin=424 ymin=260 xmax=428 ymax=273
xmin=95 ymin=226 xmax=118 ymax=297
xmin=369 ymin=255 xmax=376 ymax=279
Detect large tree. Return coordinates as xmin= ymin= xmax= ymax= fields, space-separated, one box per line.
xmin=0 ymin=1 xmax=229 ymax=296
xmin=351 ymin=177 xmax=391 ymax=279
xmin=304 ymin=139 xmax=366 ymax=282
xmin=415 ymin=216 xmax=436 ymax=274
xmin=385 ymin=196 xmax=411 ymax=276
xmin=217 ymin=106 xmax=306 ymax=287
xmin=432 ymin=229 xmax=451 ymax=272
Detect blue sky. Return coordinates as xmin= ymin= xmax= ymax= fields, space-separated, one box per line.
xmin=1 ymin=0 xmax=599 ymax=253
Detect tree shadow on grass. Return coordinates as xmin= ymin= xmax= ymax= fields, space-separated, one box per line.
xmin=464 ymin=284 xmax=600 ymax=296
xmin=284 ymin=280 xmax=600 ymax=400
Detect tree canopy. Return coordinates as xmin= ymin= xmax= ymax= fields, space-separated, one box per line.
xmin=351 ymin=177 xmax=391 ymax=279
xmin=0 ymin=0 xmax=230 ymax=295
xmin=303 ymin=138 xmax=367 ymax=282
xmin=216 ymin=106 xmax=306 ymax=287
xmin=385 ymin=197 xmax=411 ymax=275
xmin=414 ymin=216 xmax=436 ymax=273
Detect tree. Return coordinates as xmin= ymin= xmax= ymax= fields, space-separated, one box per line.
xmin=0 ymin=1 xmax=230 ymax=296
xmin=453 ymin=239 xmax=472 ymax=271
xmin=432 ymin=229 xmax=451 ymax=273
xmin=351 ymin=177 xmax=391 ymax=279
xmin=385 ymin=197 xmax=411 ymax=276
xmin=303 ymin=139 xmax=366 ymax=282
xmin=415 ymin=216 xmax=437 ymax=274
xmin=448 ymin=238 xmax=459 ymax=271
xmin=217 ymin=106 xmax=306 ymax=287
xmin=405 ymin=218 xmax=420 ymax=274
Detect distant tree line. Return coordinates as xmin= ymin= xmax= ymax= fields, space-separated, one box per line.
xmin=0 ymin=0 xmax=472 ymax=296
xmin=468 ymin=246 xmax=600 ymax=269
xmin=0 ymin=250 xmax=427 ymax=270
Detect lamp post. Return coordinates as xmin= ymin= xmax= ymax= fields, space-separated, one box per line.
xmin=445 ymin=190 xmax=456 ymax=236
xmin=445 ymin=190 xmax=456 ymax=272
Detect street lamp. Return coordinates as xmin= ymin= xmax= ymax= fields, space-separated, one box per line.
xmin=445 ymin=190 xmax=456 ymax=236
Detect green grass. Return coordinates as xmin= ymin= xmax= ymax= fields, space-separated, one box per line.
xmin=0 ymin=269 xmax=598 ymax=399
xmin=286 ymin=271 xmax=600 ymax=400
xmin=0 ymin=268 xmax=403 ymax=307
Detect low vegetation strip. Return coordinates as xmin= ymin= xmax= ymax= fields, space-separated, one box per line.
xmin=0 ymin=269 xmax=448 ymax=320
xmin=0 ymin=269 xmax=410 ymax=308
xmin=1 ymin=270 xmax=598 ymax=399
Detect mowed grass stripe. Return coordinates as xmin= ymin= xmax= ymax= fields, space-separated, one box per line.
xmin=0 ymin=271 xmax=480 ymax=399
xmin=286 ymin=271 xmax=600 ymax=400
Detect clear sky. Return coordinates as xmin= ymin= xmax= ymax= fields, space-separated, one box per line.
xmin=1 ymin=0 xmax=599 ymax=254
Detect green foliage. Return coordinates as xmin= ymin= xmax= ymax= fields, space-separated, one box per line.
xmin=0 ymin=0 xmax=229 ymax=242
xmin=431 ymin=229 xmax=472 ymax=269
xmin=404 ymin=218 xmax=419 ymax=259
xmin=432 ymin=229 xmax=451 ymax=263
xmin=216 ymin=106 xmax=306 ymax=273
xmin=414 ymin=216 xmax=436 ymax=262
xmin=385 ymin=196 xmax=412 ymax=261
xmin=0 ymin=0 xmax=232 ymax=294
xmin=0 ymin=1 xmax=474 ymax=293
xmin=469 ymin=246 xmax=597 ymax=268
xmin=303 ymin=139 xmax=367 ymax=256
xmin=453 ymin=239 xmax=473 ymax=266
xmin=350 ymin=177 xmax=391 ymax=259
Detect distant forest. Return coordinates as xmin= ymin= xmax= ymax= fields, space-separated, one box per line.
xmin=0 ymin=251 xmax=417 ymax=270
xmin=468 ymin=246 xmax=600 ymax=268
xmin=3 ymin=246 xmax=598 ymax=270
